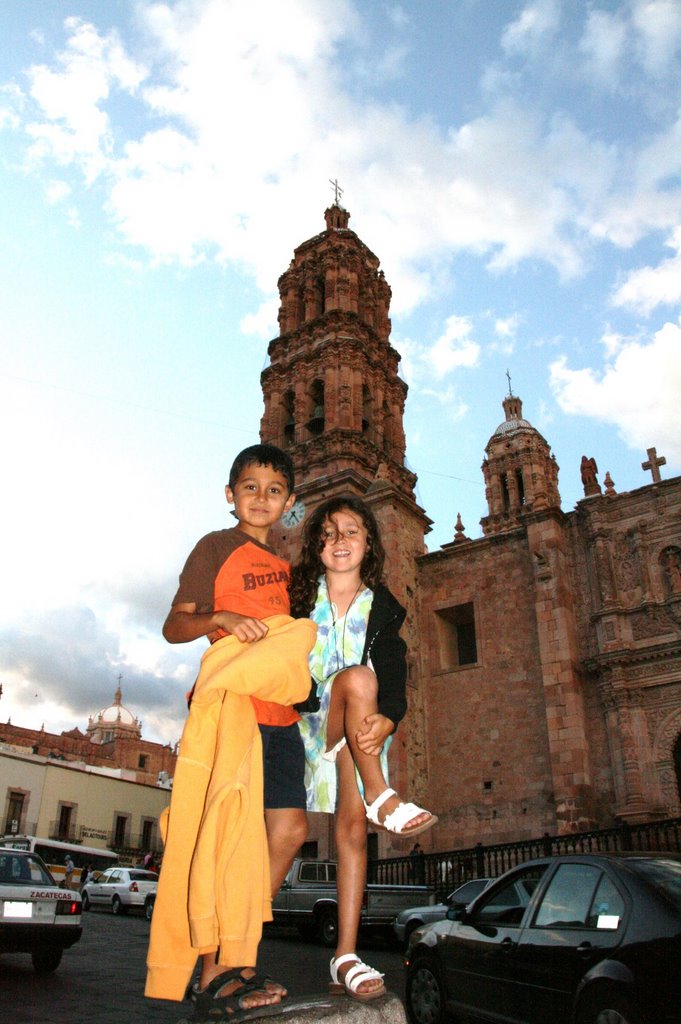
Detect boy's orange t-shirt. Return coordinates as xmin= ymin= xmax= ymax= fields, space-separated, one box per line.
xmin=172 ymin=527 xmax=300 ymax=726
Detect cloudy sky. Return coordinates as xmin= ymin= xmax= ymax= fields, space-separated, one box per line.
xmin=1 ymin=0 xmax=680 ymax=745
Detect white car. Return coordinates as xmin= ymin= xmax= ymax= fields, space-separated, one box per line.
xmin=0 ymin=847 xmax=82 ymax=973
xmin=393 ymin=877 xmax=492 ymax=947
xmin=81 ymin=866 xmax=157 ymax=915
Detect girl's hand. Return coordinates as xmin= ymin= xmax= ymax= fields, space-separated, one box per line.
xmin=356 ymin=713 xmax=394 ymax=756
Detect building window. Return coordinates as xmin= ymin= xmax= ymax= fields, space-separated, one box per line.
xmin=141 ymin=818 xmax=155 ymax=851
xmin=435 ymin=602 xmax=478 ymax=670
xmin=138 ymin=754 xmax=148 ymax=769
xmin=4 ymin=791 xmax=25 ymax=834
xmin=57 ymin=804 xmax=73 ymax=840
xmin=113 ymin=814 xmax=129 ymax=848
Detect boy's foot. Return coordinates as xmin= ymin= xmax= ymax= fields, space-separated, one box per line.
xmin=192 ymin=968 xmax=284 ymax=1018
xmin=196 ymin=967 xmax=286 ymax=1000
xmin=364 ymin=788 xmax=437 ymax=836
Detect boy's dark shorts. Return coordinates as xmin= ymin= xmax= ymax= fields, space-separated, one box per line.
xmin=259 ymin=722 xmax=307 ymax=810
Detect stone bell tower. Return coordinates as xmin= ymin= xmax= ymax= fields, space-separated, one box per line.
xmin=260 ymin=200 xmax=431 ymax=847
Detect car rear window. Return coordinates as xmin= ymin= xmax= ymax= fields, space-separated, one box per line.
xmin=129 ymin=871 xmax=157 ymax=881
xmin=629 ymin=858 xmax=681 ymax=913
xmin=0 ymin=853 xmax=54 ymax=886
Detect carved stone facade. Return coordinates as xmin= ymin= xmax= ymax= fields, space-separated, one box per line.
xmin=259 ymin=203 xmax=681 ymax=854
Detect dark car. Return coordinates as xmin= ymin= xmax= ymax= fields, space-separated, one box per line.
xmin=394 ymin=878 xmax=493 ymax=947
xmin=405 ymin=853 xmax=681 ymax=1024
xmin=0 ymin=847 xmax=82 ymax=973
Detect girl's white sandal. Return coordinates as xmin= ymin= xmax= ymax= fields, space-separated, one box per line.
xmin=364 ymin=787 xmax=438 ymax=836
xmin=329 ymin=953 xmax=385 ymax=1001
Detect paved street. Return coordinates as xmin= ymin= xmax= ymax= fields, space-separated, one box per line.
xmin=0 ymin=908 xmax=406 ymax=1024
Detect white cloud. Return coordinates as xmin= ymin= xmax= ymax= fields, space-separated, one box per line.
xmin=579 ymin=9 xmax=627 ymax=90
xmin=612 ymin=225 xmax=681 ymax=313
xmin=501 ymin=0 xmax=561 ymax=56
xmin=428 ymin=315 xmax=480 ymax=378
xmin=631 ymin=0 xmax=681 ymax=79
xmin=45 ymin=179 xmax=71 ymax=203
xmin=6 ymin=0 xmax=681 ymax=320
xmin=550 ymin=318 xmax=681 ymax=464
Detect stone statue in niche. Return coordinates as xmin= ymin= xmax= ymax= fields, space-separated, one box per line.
xmin=580 ymin=455 xmax=602 ymax=496
xmin=660 ymin=547 xmax=681 ymax=597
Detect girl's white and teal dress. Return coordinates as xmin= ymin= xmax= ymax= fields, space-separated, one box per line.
xmin=297 ymin=576 xmax=392 ymax=812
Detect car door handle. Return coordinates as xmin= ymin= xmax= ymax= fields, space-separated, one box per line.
xmin=500 ymin=937 xmax=516 ymax=953
xmin=576 ymin=942 xmax=593 ymax=958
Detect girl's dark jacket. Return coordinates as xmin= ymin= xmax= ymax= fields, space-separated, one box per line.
xmin=295 ymin=582 xmax=408 ymax=730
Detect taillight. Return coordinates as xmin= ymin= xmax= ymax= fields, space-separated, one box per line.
xmin=129 ymin=882 xmax=139 ymax=892
xmin=56 ymin=900 xmax=81 ymax=916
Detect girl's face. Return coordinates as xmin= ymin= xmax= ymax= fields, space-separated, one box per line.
xmin=319 ymin=508 xmax=368 ymax=580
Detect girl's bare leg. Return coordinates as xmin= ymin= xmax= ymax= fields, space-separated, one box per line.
xmin=333 ymin=743 xmax=384 ymax=996
xmin=325 ymin=666 xmax=430 ymax=829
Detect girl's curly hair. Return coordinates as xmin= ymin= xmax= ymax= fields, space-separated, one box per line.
xmin=288 ymin=495 xmax=385 ymax=618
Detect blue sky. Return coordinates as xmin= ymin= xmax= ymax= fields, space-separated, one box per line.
xmin=1 ymin=0 xmax=680 ymax=744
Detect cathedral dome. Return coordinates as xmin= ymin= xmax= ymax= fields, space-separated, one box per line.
xmin=87 ymin=684 xmax=142 ymax=744
xmin=492 ymin=415 xmax=535 ymax=437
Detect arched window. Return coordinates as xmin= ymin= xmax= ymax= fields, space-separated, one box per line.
xmin=501 ymin=474 xmax=511 ymax=512
xmin=282 ymin=389 xmax=295 ymax=447
xmin=362 ymin=385 xmax=372 ymax=436
xmin=306 ymin=379 xmax=325 ymax=436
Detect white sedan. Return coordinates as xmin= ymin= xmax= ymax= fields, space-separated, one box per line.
xmin=81 ymin=866 xmax=157 ymax=915
xmin=0 ymin=847 xmax=82 ymax=973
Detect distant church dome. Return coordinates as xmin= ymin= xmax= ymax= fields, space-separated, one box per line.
xmin=86 ymin=684 xmax=142 ymax=744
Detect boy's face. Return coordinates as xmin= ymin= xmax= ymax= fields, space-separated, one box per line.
xmin=225 ymin=462 xmax=294 ymax=541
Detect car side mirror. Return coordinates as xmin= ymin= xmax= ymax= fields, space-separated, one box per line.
xmin=446 ymin=905 xmax=468 ymax=922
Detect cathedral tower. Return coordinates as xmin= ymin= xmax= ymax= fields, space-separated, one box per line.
xmin=480 ymin=392 xmax=561 ymax=536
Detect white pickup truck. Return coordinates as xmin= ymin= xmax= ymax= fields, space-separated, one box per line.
xmin=270 ymin=857 xmax=435 ymax=946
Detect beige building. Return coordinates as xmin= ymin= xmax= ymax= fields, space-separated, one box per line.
xmin=0 ymin=745 xmax=170 ymax=858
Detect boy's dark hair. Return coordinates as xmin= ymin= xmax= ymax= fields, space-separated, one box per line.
xmin=228 ymin=444 xmax=295 ymax=494
xmin=288 ymin=494 xmax=385 ymax=618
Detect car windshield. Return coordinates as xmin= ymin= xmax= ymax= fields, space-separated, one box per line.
xmin=0 ymin=852 xmax=55 ymax=887
xmin=629 ymin=858 xmax=681 ymax=913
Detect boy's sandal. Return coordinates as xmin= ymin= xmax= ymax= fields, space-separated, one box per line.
xmin=329 ymin=953 xmax=385 ymax=1002
xmin=188 ymin=968 xmax=285 ymax=1022
xmin=188 ymin=969 xmax=287 ymax=1004
xmin=364 ymin=788 xmax=438 ymax=837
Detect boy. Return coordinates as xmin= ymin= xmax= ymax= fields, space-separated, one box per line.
xmin=145 ymin=444 xmax=313 ymax=1017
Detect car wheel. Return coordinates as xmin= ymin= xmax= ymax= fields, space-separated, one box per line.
xmin=111 ymin=895 xmax=126 ymax=916
xmin=579 ymin=990 xmax=642 ymax=1024
xmin=317 ymin=908 xmax=338 ymax=947
xmin=145 ymin=897 xmax=154 ymax=922
xmin=406 ymin=955 xmax=446 ymax=1024
xmin=81 ymin=892 xmax=90 ymax=911
xmin=32 ymin=949 xmax=63 ymax=974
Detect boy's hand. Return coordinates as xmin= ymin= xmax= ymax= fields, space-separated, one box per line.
xmin=356 ymin=713 xmax=394 ymax=756
xmin=212 ymin=611 xmax=269 ymax=643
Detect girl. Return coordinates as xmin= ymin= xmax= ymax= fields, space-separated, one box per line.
xmin=289 ymin=495 xmax=436 ymax=1002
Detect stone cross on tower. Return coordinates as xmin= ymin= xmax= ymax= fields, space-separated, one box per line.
xmin=642 ymin=447 xmax=666 ymax=483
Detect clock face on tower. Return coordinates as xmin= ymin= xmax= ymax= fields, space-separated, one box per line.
xmin=281 ymin=500 xmax=306 ymax=529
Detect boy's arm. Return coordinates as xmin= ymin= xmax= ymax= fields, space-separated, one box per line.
xmin=162 ymin=602 xmax=270 ymax=644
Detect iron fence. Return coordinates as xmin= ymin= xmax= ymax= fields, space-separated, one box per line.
xmin=367 ymin=816 xmax=681 ymax=899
